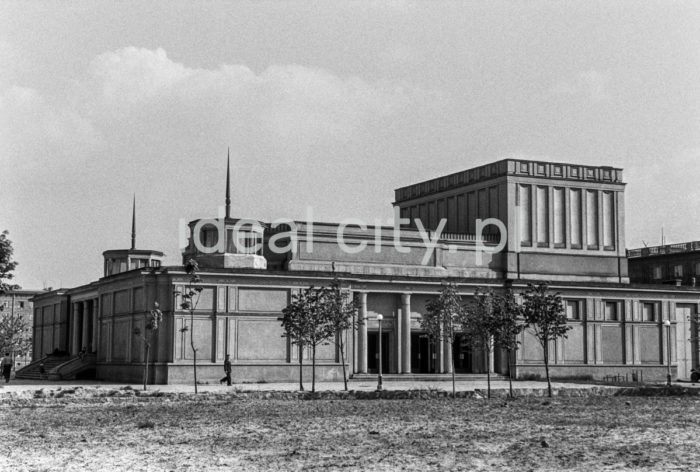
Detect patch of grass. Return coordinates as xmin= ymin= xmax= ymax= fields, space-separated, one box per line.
xmin=3 ymin=396 xmax=700 ymax=470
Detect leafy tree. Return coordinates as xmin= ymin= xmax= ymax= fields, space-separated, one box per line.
xmin=0 ymin=231 xmax=20 ymax=294
xmin=422 ymin=282 xmax=464 ymax=398
xmin=520 ymin=282 xmax=570 ymax=397
xmin=0 ymin=230 xmax=26 ymax=368
xmin=462 ymin=288 xmax=499 ymax=398
xmin=0 ymin=310 xmax=32 ymax=363
xmin=320 ymin=279 xmax=357 ymax=391
xmin=492 ymin=289 xmax=524 ymax=398
xmin=177 ymin=259 xmax=203 ymax=394
xmin=133 ymin=301 xmax=163 ymax=391
xmin=281 ymin=286 xmax=334 ymax=392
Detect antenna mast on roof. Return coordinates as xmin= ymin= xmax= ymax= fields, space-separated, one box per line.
xmin=131 ymin=194 xmax=136 ymax=250
xmin=225 ymin=148 xmax=231 ymax=219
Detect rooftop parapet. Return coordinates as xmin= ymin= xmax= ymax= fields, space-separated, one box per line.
xmin=627 ymin=241 xmax=700 ymax=258
xmin=394 ymin=158 xmax=624 ymax=203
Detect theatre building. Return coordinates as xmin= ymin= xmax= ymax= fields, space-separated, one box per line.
xmin=24 ymin=158 xmax=700 ymax=384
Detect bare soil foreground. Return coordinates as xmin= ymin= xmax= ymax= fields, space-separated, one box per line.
xmin=1 ymin=388 xmax=699 ymax=471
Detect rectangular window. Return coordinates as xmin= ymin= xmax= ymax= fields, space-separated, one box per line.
xmin=18 ymin=301 xmax=25 ymax=308
xmin=652 ymin=266 xmax=663 ymax=280
xmin=673 ymin=264 xmax=684 ymax=278
xmin=604 ymin=301 xmax=618 ymax=321
xmin=695 ymin=262 xmax=700 ymax=275
xmin=566 ymin=300 xmax=581 ymax=320
xmin=642 ymin=303 xmax=655 ymax=322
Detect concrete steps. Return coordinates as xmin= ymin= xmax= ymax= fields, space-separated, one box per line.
xmin=15 ymin=356 xmax=70 ymax=380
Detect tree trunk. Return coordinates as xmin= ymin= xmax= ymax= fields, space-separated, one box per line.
xmin=190 ymin=313 xmax=198 ymax=394
xmin=339 ymin=331 xmax=348 ymax=391
xmin=143 ymin=340 xmax=149 ymax=391
xmin=544 ymin=342 xmax=551 ymax=398
xmin=486 ymin=345 xmax=491 ymax=399
xmin=507 ymin=348 xmax=514 ymax=398
xmin=312 ymin=343 xmax=317 ymax=393
xmin=451 ymin=342 xmax=456 ymax=399
xmin=299 ymin=343 xmax=304 ymax=391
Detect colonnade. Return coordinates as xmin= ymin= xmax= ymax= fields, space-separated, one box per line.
xmin=69 ymin=299 xmax=99 ymax=355
xmin=354 ymin=292 xmax=457 ymax=375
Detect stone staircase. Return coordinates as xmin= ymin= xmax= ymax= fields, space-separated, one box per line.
xmin=350 ymin=373 xmax=509 ymax=382
xmin=15 ymin=355 xmax=71 ymax=380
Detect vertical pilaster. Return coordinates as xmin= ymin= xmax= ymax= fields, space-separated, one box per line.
xmin=81 ymin=301 xmax=90 ymax=352
xmin=92 ymin=298 xmax=99 ymax=353
xmin=71 ymin=303 xmax=81 ymax=354
xmin=358 ymin=292 xmax=368 ymax=374
xmin=401 ymin=293 xmax=411 ymax=374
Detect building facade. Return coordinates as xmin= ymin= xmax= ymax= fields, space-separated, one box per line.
xmin=1 ymin=289 xmax=43 ymax=370
xmin=628 ymin=241 xmax=700 ymax=287
xmin=28 ymin=158 xmax=700 ymax=384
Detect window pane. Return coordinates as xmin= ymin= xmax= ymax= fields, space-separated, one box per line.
xmin=566 ymin=301 xmax=580 ymax=320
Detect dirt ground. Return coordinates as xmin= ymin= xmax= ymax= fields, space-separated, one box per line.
xmin=1 ymin=393 xmax=699 ymax=471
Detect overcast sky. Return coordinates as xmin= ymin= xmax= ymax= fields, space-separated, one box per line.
xmin=1 ymin=1 xmax=699 ymax=289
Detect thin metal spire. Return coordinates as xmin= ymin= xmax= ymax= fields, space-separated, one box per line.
xmin=131 ymin=194 xmax=136 ymax=250
xmin=225 ymin=148 xmax=231 ymax=219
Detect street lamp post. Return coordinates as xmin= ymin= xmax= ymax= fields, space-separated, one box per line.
xmin=377 ymin=314 xmax=383 ymax=392
xmin=664 ymin=319 xmax=672 ymax=387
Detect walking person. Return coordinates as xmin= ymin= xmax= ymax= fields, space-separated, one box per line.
xmin=220 ymin=354 xmax=232 ymax=386
xmin=1 ymin=353 xmax=12 ymax=383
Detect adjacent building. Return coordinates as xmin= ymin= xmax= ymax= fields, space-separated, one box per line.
xmin=27 ymin=157 xmax=700 ymax=384
xmin=627 ymin=241 xmax=700 ymax=287
xmin=0 ymin=289 xmax=43 ymax=369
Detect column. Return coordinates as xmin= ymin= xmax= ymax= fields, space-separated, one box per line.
xmin=81 ymin=301 xmax=90 ymax=352
xmin=92 ymin=298 xmax=99 ymax=353
xmin=444 ymin=338 xmax=453 ymax=374
xmin=71 ymin=303 xmax=81 ymax=354
xmin=358 ymin=292 xmax=368 ymax=374
xmin=401 ymin=293 xmax=411 ymax=373
xmin=396 ymin=296 xmax=402 ymax=374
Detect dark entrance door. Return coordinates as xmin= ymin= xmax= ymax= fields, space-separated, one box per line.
xmin=368 ymin=332 xmax=390 ymax=373
xmin=411 ymin=333 xmax=436 ymax=373
xmin=453 ymin=334 xmax=486 ymax=374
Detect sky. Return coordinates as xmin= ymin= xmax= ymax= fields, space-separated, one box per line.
xmin=1 ymin=1 xmax=699 ymax=289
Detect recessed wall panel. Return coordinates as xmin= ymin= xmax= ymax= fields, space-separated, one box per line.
xmin=536 ymin=186 xmax=549 ymax=244
xmin=553 ymin=187 xmax=565 ymax=245
xmin=603 ymin=191 xmax=615 ymax=248
xmin=519 ymin=184 xmax=531 ymax=244
xmin=570 ymin=189 xmax=582 ymax=247
xmin=586 ymin=190 xmax=598 ymax=247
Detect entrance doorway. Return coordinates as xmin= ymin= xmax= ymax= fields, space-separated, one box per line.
xmin=368 ymin=332 xmax=390 ymax=374
xmin=411 ymin=333 xmax=436 ymax=373
xmin=453 ymin=334 xmax=487 ymax=374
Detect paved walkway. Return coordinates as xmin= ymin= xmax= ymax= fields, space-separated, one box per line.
xmin=0 ymin=377 xmax=628 ymax=394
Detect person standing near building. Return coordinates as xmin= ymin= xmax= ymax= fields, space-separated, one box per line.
xmin=1 ymin=353 xmax=12 ymax=383
xmin=220 ymin=354 xmax=232 ymax=386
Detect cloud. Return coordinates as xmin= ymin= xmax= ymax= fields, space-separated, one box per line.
xmin=549 ymin=70 xmax=612 ymax=103
xmin=0 ymin=84 xmax=101 ymax=166
xmin=83 ymin=47 xmax=421 ymax=149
